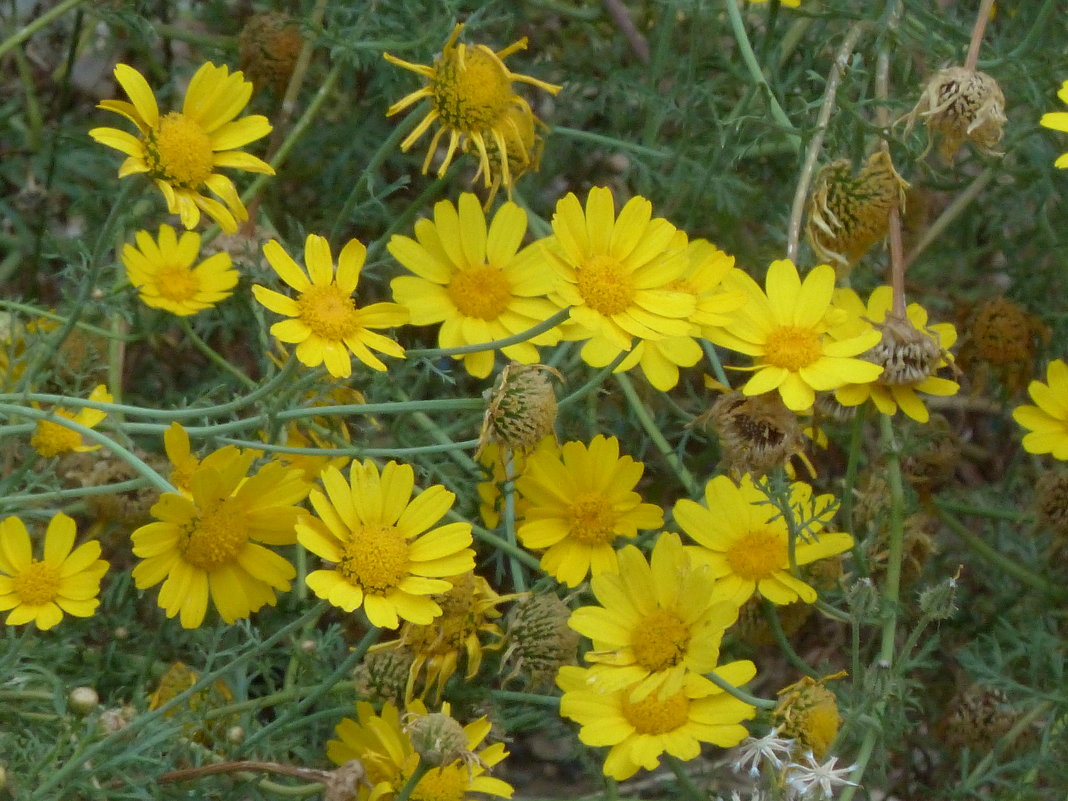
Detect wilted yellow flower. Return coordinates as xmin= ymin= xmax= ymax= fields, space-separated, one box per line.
xmin=31 ymin=385 xmax=113 ymax=458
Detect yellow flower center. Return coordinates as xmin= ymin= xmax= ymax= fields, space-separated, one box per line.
xmin=12 ymin=560 xmax=61 ymax=606
xmin=339 ymin=524 xmax=410 ymax=593
xmin=568 ymin=493 xmax=619 ymax=545
xmin=631 ymin=609 xmax=690 ymax=672
xmin=576 ymin=254 xmax=635 ymax=316
xmin=412 ymin=765 xmax=470 ymax=801
xmin=619 ymin=686 xmax=690 ymax=734
xmin=31 ymin=415 xmax=82 ymax=457
xmin=431 ymin=46 xmax=513 ymax=132
xmin=147 ymin=112 xmax=215 ymax=189
xmin=297 ymin=284 xmax=362 ymax=342
xmin=156 ymin=262 xmax=201 ymax=303
xmin=180 ymin=497 xmax=249 ymax=571
xmin=726 ymin=529 xmax=787 ymax=581
xmin=447 ymin=265 xmax=512 ymax=320
xmin=764 ymin=326 xmax=823 ymax=371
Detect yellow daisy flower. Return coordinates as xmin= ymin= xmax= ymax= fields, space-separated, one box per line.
xmin=388 ymin=193 xmax=561 ymax=378
xmin=615 ymin=238 xmax=746 ymax=390
xmin=834 ymin=286 xmax=959 ymax=423
xmin=384 ymin=23 xmax=560 ymax=190
xmin=568 ymin=532 xmax=741 ymax=701
xmin=557 ymin=662 xmax=757 ymax=781
xmin=131 ymin=449 xmax=310 ymax=628
xmin=30 ymin=384 xmax=113 ymax=458
xmin=121 ymin=224 xmax=237 ymax=316
xmin=253 ymin=234 xmax=409 ymax=378
xmin=749 ymin=0 xmax=801 ymax=6
xmin=327 ymin=700 xmax=512 ymax=801
xmin=545 ymin=186 xmax=696 ymax=366
xmin=296 ymin=460 xmax=475 ymax=629
xmin=515 ymin=434 xmax=664 ymax=588
xmin=1039 ymin=80 xmax=1068 ymax=168
xmin=89 ymin=62 xmax=274 ymax=233
xmin=0 ymin=513 xmax=108 ymax=630
xmin=1013 ymin=359 xmax=1068 ymax=459
xmin=708 ymin=259 xmax=883 ymax=411
xmin=674 ymin=474 xmax=853 ymax=606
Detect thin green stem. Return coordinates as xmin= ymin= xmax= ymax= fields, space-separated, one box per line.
xmin=178 ymin=318 xmax=257 ymax=391
xmin=501 ymin=452 xmax=528 ymax=593
xmin=761 ymin=598 xmax=819 ymax=679
xmin=700 ymin=339 xmax=730 ymax=388
xmin=394 ymin=761 xmax=430 ymax=801
xmin=405 ymin=310 xmax=570 ymax=359
xmin=705 ymin=669 xmax=777 ymax=710
xmin=614 ymin=373 xmax=698 ymax=497
xmin=665 ymin=755 xmax=705 ymax=801
xmin=557 ymin=350 xmax=628 ymax=409
xmin=488 ymin=689 xmax=561 ymax=707
xmin=0 ymin=0 xmax=87 ymax=59
xmin=878 ymin=414 xmax=904 ymax=664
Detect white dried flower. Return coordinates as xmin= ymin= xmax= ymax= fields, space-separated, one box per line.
xmin=730 ymin=727 xmax=796 ymax=777
xmin=784 ymin=752 xmax=859 ymax=800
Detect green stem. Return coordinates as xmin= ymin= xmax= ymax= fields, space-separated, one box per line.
xmin=551 ymin=126 xmax=670 ymax=158
xmin=878 ymin=414 xmax=904 ymax=663
xmin=761 ymin=598 xmax=819 ymax=679
xmin=405 ymin=310 xmax=570 ymax=359
xmin=704 ymin=669 xmax=777 ymax=710
xmin=843 ymin=404 xmax=868 ymax=573
xmin=0 ymin=0 xmax=87 ymax=59
xmin=394 ymin=761 xmax=430 ymax=801
xmin=700 ymin=340 xmax=730 ymax=388
xmin=665 ymin=754 xmax=705 ymax=801
xmin=178 ymin=318 xmax=257 ymax=391
xmin=488 ymin=689 xmax=561 ymax=708
xmin=557 ymin=350 xmax=628 ymax=409
xmin=501 ymin=452 xmax=528 ymax=593
xmin=614 ymin=372 xmax=698 ymax=497
xmin=0 ymin=301 xmax=137 ymax=340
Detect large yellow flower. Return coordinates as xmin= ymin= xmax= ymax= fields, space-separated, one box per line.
xmin=515 ymin=435 xmax=664 ymax=587
xmin=327 ymin=700 xmax=512 ymax=801
xmin=833 ymin=285 xmax=959 ymax=423
xmin=1039 ymin=80 xmax=1068 ymax=168
xmin=89 ymin=62 xmax=273 ymax=233
xmin=557 ymin=662 xmax=757 ymax=781
xmin=389 ymin=193 xmax=560 ymax=378
xmin=121 ymin=225 xmax=237 ymax=315
xmin=568 ymin=532 xmax=740 ymax=701
xmin=708 ymin=259 xmax=883 ymax=411
xmin=253 ymin=234 xmax=409 ymax=378
xmin=674 ymin=474 xmax=853 ymax=606
xmin=384 ymin=23 xmax=560 ymax=191
xmin=545 ymin=186 xmax=696 ymax=366
xmin=296 ymin=460 xmax=475 ymax=629
xmin=131 ymin=449 xmax=309 ymax=628
xmin=1013 ymin=359 xmax=1068 ymax=459
xmin=30 ymin=384 xmax=112 ymax=458
xmin=0 ymin=513 xmax=108 ymax=630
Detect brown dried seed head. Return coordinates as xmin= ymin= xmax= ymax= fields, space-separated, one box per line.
xmin=476 ymin=362 xmax=561 ymax=458
xmin=865 ymin=314 xmax=944 ymax=386
xmin=906 ymin=66 xmax=1006 ymax=160
xmin=238 ymin=12 xmax=304 ymax=95
xmin=706 ymin=390 xmax=805 ymax=479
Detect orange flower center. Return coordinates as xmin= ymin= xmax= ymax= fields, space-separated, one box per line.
xmin=431 ymin=46 xmax=514 ymax=131
xmin=156 ymin=262 xmax=201 ymax=303
xmin=339 ymin=524 xmax=410 ymax=593
xmin=180 ymin=497 xmax=249 ymax=571
xmin=568 ymin=493 xmax=619 ymax=545
xmin=30 ymin=412 xmax=82 ymax=458
xmin=297 ymin=284 xmax=362 ymax=342
xmin=147 ymin=112 xmax=215 ymax=188
xmin=632 ymin=609 xmax=690 ymax=672
xmin=620 ymin=686 xmax=690 ymax=734
xmin=447 ymin=265 xmax=512 ymax=320
xmin=576 ymin=254 xmax=634 ymax=316
xmin=764 ymin=326 xmax=823 ymax=371
xmin=726 ymin=529 xmax=787 ymax=581
xmin=12 ymin=560 xmax=61 ymax=606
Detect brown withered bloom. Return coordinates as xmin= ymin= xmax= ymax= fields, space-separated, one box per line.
xmin=476 ymin=362 xmax=562 ymax=459
xmin=940 ymin=683 xmax=1023 ymax=754
xmin=806 ymin=151 xmax=909 ymax=276
xmin=957 ymin=297 xmax=1049 ymax=395
xmin=702 ymin=390 xmax=806 ymax=479
xmin=238 ymin=12 xmax=304 ymax=95
xmin=904 ymin=66 xmax=1006 ymax=160
xmin=500 ymin=591 xmax=579 ymax=691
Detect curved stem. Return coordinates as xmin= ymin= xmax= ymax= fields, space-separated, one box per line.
xmin=0 ymin=0 xmax=87 ymax=60
xmin=404 ymin=310 xmax=570 ymax=359
xmin=178 ymin=318 xmax=257 ymax=391
xmin=614 ymin=372 xmax=698 ymax=497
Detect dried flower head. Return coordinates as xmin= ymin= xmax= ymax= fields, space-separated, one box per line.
xmin=238 ymin=12 xmax=304 ymax=95
xmin=773 ymin=674 xmax=845 ymax=760
xmin=905 ymin=66 xmax=1006 ymax=160
xmin=501 ymin=591 xmax=580 ymax=690
xmin=867 ymin=512 xmax=938 ymax=588
xmin=866 ymin=314 xmax=944 ymax=386
xmin=806 ymin=151 xmax=909 ymax=276
xmin=1035 ymin=470 xmax=1068 ymax=537
xmin=353 ymin=645 xmax=415 ymax=707
xmin=958 ymin=296 xmax=1048 ymax=395
xmin=941 ymin=683 xmax=1021 ymax=753
xmin=148 ymin=661 xmax=236 ymax=745
xmin=476 ymin=362 xmax=562 ymax=459
xmin=469 ymin=101 xmax=546 ymax=207
xmin=703 ymin=389 xmax=806 ymax=479
xmin=404 ymin=710 xmax=473 ymax=768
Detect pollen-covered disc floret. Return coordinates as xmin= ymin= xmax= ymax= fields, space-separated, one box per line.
xmin=296 ymin=460 xmax=475 ymax=629
xmin=254 ymin=234 xmax=409 ymax=378
xmin=384 ymin=23 xmax=560 ymax=194
xmin=89 ymin=62 xmax=274 ymax=233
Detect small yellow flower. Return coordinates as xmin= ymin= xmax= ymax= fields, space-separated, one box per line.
xmin=1040 ymin=79 xmax=1068 ymax=168
xmin=31 ymin=385 xmax=113 ymax=458
xmin=0 ymin=513 xmax=108 ymax=630
xmin=121 ymin=225 xmax=238 ymax=315
xmin=750 ymin=0 xmax=800 ymax=5
xmin=516 ymin=435 xmax=664 ymax=587
xmin=708 ymin=259 xmax=883 ymax=411
xmin=557 ymin=662 xmax=757 ymax=781
xmin=297 ymin=460 xmax=475 ymax=629
xmin=1013 ymin=359 xmax=1068 ymax=460
xmin=253 ymin=234 xmax=409 ymax=378
xmin=384 ymin=23 xmax=560 ymax=191
xmin=90 ymin=62 xmax=274 ymax=233
xmin=389 ymin=193 xmax=560 ymax=378
xmin=674 ymin=474 xmax=853 ymax=606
